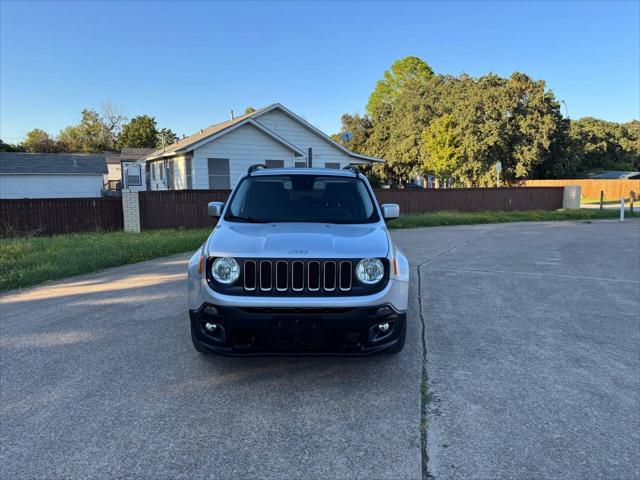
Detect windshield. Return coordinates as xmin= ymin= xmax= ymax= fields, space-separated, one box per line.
xmin=225 ymin=174 xmax=379 ymax=224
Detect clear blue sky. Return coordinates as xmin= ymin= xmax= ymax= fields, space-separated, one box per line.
xmin=1 ymin=0 xmax=638 ymax=144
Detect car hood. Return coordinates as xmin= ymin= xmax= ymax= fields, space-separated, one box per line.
xmin=206 ymin=222 xmax=389 ymax=258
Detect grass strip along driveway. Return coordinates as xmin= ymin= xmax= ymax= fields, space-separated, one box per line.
xmin=0 ymin=228 xmax=211 ymax=291
xmin=387 ymin=208 xmax=634 ymax=228
xmin=1 ymin=209 xmax=634 ymax=291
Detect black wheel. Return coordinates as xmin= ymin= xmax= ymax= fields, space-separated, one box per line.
xmin=191 ymin=325 xmax=209 ymax=354
xmin=386 ymin=318 xmax=406 ymax=354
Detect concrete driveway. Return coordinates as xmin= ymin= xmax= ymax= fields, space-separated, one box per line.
xmin=1 ymin=220 xmax=638 ymax=479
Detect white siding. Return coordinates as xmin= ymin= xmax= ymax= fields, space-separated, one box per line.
xmin=149 ymin=157 xmax=190 ymax=191
xmin=172 ymin=157 xmax=189 ymax=189
xmin=105 ymin=163 xmax=121 ymax=182
xmin=254 ymin=109 xmax=358 ymax=168
xmin=192 ymin=123 xmax=297 ymax=189
xmin=0 ymin=174 xmax=104 ymax=199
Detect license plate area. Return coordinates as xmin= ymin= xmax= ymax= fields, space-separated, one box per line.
xmin=272 ymin=315 xmax=321 ymax=337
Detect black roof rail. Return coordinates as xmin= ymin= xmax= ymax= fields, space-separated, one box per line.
xmin=247 ymin=164 xmax=266 ymax=176
xmin=342 ymin=165 xmax=360 ymax=176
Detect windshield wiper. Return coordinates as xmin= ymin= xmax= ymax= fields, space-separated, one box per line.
xmin=225 ymin=214 xmax=269 ymax=223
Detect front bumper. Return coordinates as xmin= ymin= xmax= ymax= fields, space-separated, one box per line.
xmin=189 ymin=304 xmax=406 ymax=356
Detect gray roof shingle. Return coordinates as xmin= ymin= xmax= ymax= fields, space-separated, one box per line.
xmin=145 ymin=106 xmax=271 ymax=159
xmin=0 ymin=153 xmax=108 ymax=174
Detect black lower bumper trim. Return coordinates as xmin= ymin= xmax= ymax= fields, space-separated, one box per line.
xmin=189 ymin=304 xmax=406 ymax=356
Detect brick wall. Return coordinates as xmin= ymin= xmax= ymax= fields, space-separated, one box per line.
xmin=122 ymin=190 xmax=140 ymax=233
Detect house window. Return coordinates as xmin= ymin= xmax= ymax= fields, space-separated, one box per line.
xmin=265 ymin=160 xmax=284 ymax=169
xmin=208 ymin=158 xmax=230 ymax=189
xmin=126 ymin=164 xmax=142 ymax=186
xmin=186 ymin=158 xmax=193 ymax=189
xmin=166 ymin=160 xmax=175 ymax=190
xmin=325 ymin=162 xmax=340 ymax=169
xmin=294 ymin=161 xmax=307 ymax=168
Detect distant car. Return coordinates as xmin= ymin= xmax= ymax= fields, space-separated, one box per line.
xmin=402 ymin=183 xmax=424 ymax=189
xmin=187 ymin=165 xmax=409 ymax=355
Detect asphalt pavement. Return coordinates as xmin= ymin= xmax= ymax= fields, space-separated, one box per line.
xmin=1 ymin=219 xmax=638 ymax=479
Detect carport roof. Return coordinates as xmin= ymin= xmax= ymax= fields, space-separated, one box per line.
xmin=0 ymin=152 xmax=108 ymax=174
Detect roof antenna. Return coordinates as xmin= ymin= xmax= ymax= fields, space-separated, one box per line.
xmin=230 ymin=110 xmax=234 ymax=120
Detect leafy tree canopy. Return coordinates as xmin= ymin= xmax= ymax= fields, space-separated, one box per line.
xmin=420 ymin=114 xmax=462 ymax=180
xmin=337 ymin=56 xmax=637 ymax=185
xmin=118 ymin=115 xmax=158 ymax=149
xmin=157 ymin=128 xmax=178 ymax=148
xmin=366 ymin=56 xmax=434 ymax=118
xmin=22 ymin=129 xmax=65 ymax=153
xmin=0 ymin=139 xmax=24 ymax=152
xmin=58 ymin=108 xmax=121 ymax=153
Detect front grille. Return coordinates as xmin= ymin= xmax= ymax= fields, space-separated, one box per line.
xmin=206 ymin=257 xmax=389 ymax=297
xmin=243 ymin=259 xmax=353 ymax=293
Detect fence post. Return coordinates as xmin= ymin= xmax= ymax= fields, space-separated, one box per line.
xmin=562 ymin=185 xmax=581 ymax=209
xmin=631 ymin=191 xmax=635 ymax=215
xmin=600 ymin=190 xmax=604 ymax=210
xmin=122 ymin=189 xmax=141 ymax=233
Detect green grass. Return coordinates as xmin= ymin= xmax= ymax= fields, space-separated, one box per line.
xmin=0 ymin=228 xmax=211 ymax=291
xmin=387 ymin=208 xmax=637 ymax=229
xmin=581 ymin=197 xmax=632 ymax=205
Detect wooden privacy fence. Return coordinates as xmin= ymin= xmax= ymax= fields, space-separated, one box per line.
xmin=139 ymin=190 xmax=231 ymax=230
xmin=0 ymin=197 xmax=123 ymax=237
xmin=374 ymin=187 xmax=564 ymax=213
xmin=137 ymin=187 xmax=564 ymax=230
xmin=524 ymin=179 xmax=640 ymax=200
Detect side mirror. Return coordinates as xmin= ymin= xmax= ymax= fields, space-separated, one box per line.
xmin=207 ymin=202 xmax=225 ymax=218
xmin=381 ymin=203 xmax=400 ymax=220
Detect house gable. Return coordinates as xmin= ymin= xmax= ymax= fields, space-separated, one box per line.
xmin=143 ymin=103 xmax=382 ymax=165
xmin=254 ymin=109 xmax=358 ymax=168
xmin=190 ymin=122 xmax=298 ymax=189
xmin=253 ymin=104 xmax=381 ymax=164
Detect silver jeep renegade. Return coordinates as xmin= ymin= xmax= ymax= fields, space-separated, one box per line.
xmin=187 ymin=165 xmax=409 ymax=355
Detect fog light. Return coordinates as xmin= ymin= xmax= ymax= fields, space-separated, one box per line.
xmin=378 ymin=322 xmax=390 ymax=333
xmin=203 ymin=305 xmax=218 ymax=316
xmin=205 ymin=322 xmax=218 ymax=332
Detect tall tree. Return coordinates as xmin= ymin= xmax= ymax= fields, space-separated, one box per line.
xmin=118 ymin=115 xmax=158 ymax=149
xmin=566 ymin=117 xmax=639 ymax=173
xmin=366 ymin=56 xmax=434 ymax=118
xmin=366 ymin=76 xmax=439 ymax=182
xmin=58 ymin=109 xmax=116 ymax=153
xmin=157 ymin=127 xmax=178 ymax=148
xmin=100 ymin=102 xmax=127 ymax=137
xmin=420 ymin=114 xmax=462 ymax=182
xmin=21 ymin=129 xmax=65 ymax=153
xmin=0 ymin=139 xmax=24 ymax=152
xmin=332 ymin=113 xmax=372 ymax=153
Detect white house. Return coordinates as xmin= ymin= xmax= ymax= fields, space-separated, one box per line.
xmin=128 ymin=103 xmax=383 ymax=191
xmin=104 ymin=148 xmax=155 ymax=190
xmin=0 ymin=153 xmax=108 ymax=199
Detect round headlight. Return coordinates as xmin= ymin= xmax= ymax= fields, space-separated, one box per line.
xmin=211 ymin=257 xmax=240 ymax=284
xmin=356 ymin=258 xmax=384 ymax=285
